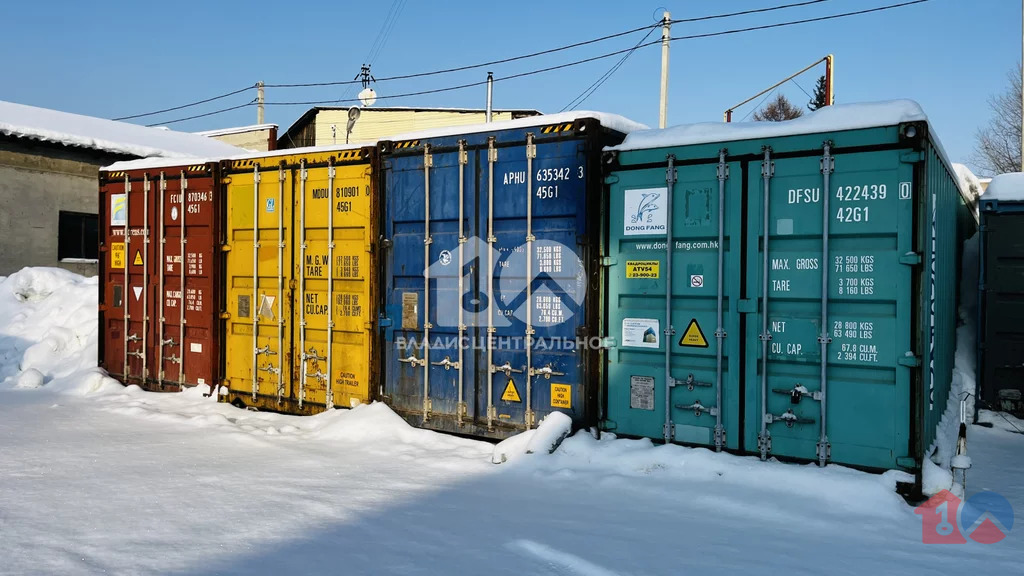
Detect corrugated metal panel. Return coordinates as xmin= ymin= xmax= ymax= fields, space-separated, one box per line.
xmin=315 ymin=110 xmax=519 ymax=146
xmin=221 ymin=148 xmax=378 ymax=414
xmin=98 ymin=162 xmax=221 ymax=391
xmin=380 ymin=118 xmax=626 ymax=439
xmin=604 ymin=119 xmax=969 ymax=488
xmin=978 ymin=198 xmax=1024 ymax=414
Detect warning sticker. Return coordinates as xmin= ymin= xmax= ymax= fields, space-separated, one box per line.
xmin=679 ymin=318 xmax=709 ymax=348
xmin=622 ymin=318 xmax=660 ymax=348
xmin=690 ymin=274 xmax=704 ymax=288
xmin=132 ymin=250 xmax=143 ymax=266
xmin=501 ymin=379 xmax=521 ymax=402
xmin=630 ymin=375 xmax=655 ymax=411
xmin=110 ymin=242 xmax=125 ymax=269
xmin=551 ymin=383 xmax=572 ymax=409
xmin=626 ymin=260 xmax=660 ymax=279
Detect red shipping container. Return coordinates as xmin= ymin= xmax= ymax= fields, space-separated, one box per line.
xmin=98 ymin=161 xmax=222 ymax=392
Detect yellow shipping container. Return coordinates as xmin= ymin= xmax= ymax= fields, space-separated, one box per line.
xmin=221 ymin=145 xmax=378 ymax=414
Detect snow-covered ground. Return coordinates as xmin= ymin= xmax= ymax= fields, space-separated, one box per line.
xmin=1 ymin=268 xmax=1020 ymax=575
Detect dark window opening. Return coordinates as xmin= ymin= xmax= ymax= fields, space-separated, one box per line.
xmin=58 ymin=211 xmax=99 ymax=261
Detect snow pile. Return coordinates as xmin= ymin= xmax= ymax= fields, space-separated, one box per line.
xmin=0 ymin=99 xmax=244 ymax=159
xmin=0 ymin=268 xmax=118 ymax=395
xmin=952 ymin=163 xmax=984 ymax=216
xmin=610 ymin=100 xmax=928 ymax=152
xmin=922 ymin=233 xmax=980 ymax=496
xmin=491 ymin=411 xmax=573 ymax=464
xmin=982 ymin=172 xmax=1024 ymax=201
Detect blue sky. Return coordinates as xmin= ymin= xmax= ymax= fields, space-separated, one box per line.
xmin=0 ymin=0 xmax=1015 ymax=173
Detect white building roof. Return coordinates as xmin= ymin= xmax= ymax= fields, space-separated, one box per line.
xmin=0 ymin=100 xmax=245 ymax=159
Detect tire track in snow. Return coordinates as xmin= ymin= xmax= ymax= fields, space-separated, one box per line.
xmin=507 ymin=539 xmax=622 ymax=576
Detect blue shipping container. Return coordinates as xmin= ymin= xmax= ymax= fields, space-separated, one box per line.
xmin=380 ymin=114 xmax=639 ymax=439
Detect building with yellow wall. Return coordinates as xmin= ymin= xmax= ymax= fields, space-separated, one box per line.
xmin=278 ymin=107 xmax=539 ymax=149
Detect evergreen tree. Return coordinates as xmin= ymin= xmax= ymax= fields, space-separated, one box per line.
xmin=808 ymin=75 xmax=830 ymax=111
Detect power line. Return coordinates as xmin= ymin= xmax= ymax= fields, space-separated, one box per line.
xmin=113 ymin=84 xmax=256 ymax=121
xmin=265 ymin=0 xmax=832 ymax=89
xmin=146 ymin=100 xmax=256 ymax=127
xmin=560 ymin=27 xmax=659 ymax=112
xmin=264 ymin=0 xmax=931 ymax=108
xmin=670 ymin=0 xmax=830 ymax=24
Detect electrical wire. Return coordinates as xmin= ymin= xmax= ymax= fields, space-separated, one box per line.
xmin=742 ymin=88 xmax=780 ymax=121
xmin=560 ymin=26 xmax=658 ymax=112
xmin=264 ymin=0 xmax=833 ymax=89
xmin=264 ymin=0 xmax=931 ymax=108
xmin=146 ymin=100 xmax=256 ymax=127
xmin=670 ymin=0 xmax=830 ymax=24
xmin=113 ymin=84 xmax=256 ymax=121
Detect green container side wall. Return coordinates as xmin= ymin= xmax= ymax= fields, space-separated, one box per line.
xmin=919 ymin=138 xmax=968 ymax=456
xmin=604 ymin=123 xmax=965 ymax=473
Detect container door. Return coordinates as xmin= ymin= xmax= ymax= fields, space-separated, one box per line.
xmin=981 ymin=211 xmax=1024 ymax=406
xmin=605 ymin=154 xmax=742 ymax=450
xmin=100 ymin=175 xmax=144 ymax=383
xmin=483 ymin=137 xmax=592 ymax=432
xmin=111 ymin=175 xmax=157 ymax=385
xmin=744 ymin=147 xmax=916 ymax=469
xmin=156 ymin=168 xmax=218 ymax=390
xmin=293 ymin=159 xmax=375 ymax=410
xmin=383 ymin=145 xmax=476 ymax=431
xmin=225 ymin=163 xmax=293 ymax=408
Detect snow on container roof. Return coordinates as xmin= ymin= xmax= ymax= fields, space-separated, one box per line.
xmin=0 ymin=100 xmax=245 ymax=159
xmin=982 ymin=173 xmax=1024 ymax=201
xmin=384 ymin=110 xmax=648 ymax=142
xmin=104 ymin=141 xmax=372 ymax=172
xmin=608 ymin=100 xmax=929 ymax=152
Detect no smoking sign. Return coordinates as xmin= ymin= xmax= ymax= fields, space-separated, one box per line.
xmin=690 ymin=275 xmax=704 ymax=288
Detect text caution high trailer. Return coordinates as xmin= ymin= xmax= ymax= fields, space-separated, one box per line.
xmin=602 ymin=101 xmax=975 ymax=494
xmin=98 ymin=160 xmax=223 ymax=391
xmin=379 ymin=112 xmax=644 ymax=440
xmin=220 ymin=145 xmax=379 ymax=414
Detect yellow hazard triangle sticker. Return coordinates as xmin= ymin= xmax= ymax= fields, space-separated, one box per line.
xmin=133 ymin=250 xmax=143 ymax=266
xmin=501 ymin=379 xmax=521 ymax=402
xmin=678 ymin=319 xmax=709 ymax=348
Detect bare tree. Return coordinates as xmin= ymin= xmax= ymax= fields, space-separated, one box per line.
xmin=753 ymin=93 xmax=804 ymax=122
xmin=974 ymin=64 xmax=1022 ymax=176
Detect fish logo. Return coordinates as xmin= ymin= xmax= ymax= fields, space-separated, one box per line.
xmin=634 ymin=192 xmax=660 ymax=224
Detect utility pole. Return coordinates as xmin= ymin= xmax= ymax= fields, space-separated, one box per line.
xmin=659 ymin=11 xmax=671 ymax=129
xmin=257 ymin=81 xmax=265 ymax=125
xmin=486 ymin=71 xmax=494 ymax=123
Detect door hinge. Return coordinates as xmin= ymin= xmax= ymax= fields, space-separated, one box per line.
xmin=378 ymin=315 xmax=393 ymax=328
xmin=900 ymin=151 xmax=925 ymax=163
xmin=601 ymin=257 xmax=617 ymax=267
xmin=897 ymin=355 xmax=922 ymax=368
xmin=899 ymin=252 xmax=922 ymax=266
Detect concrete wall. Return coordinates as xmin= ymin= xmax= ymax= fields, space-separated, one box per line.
xmin=0 ymin=140 xmax=115 ymax=277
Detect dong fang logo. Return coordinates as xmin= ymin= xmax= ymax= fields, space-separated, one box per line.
xmin=623 ymin=188 xmax=667 ymax=236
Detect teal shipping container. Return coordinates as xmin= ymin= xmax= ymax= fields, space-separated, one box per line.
xmin=601 ymin=101 xmax=973 ymax=491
